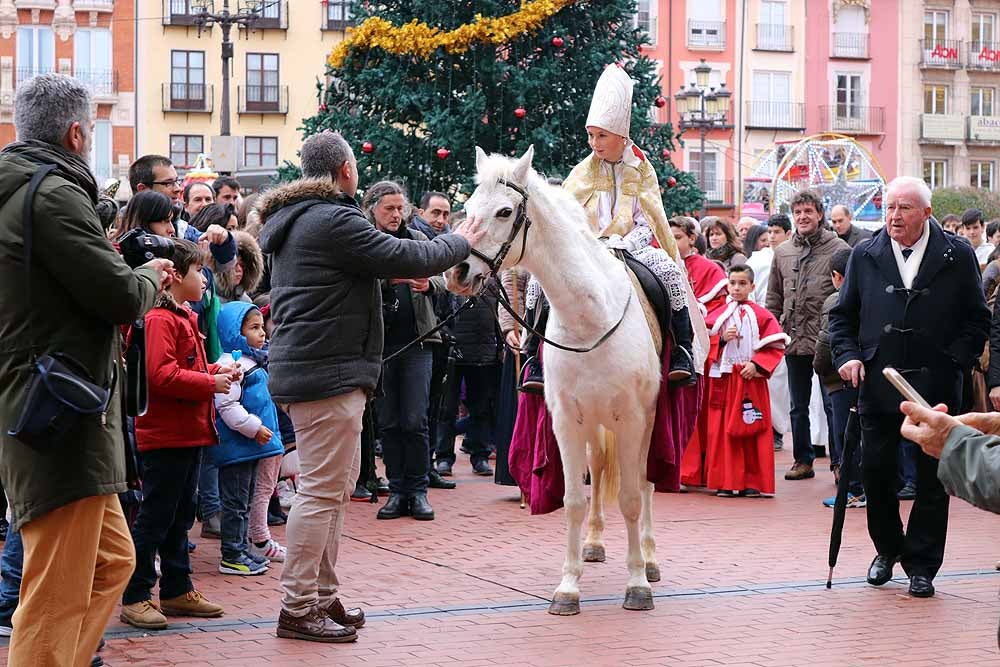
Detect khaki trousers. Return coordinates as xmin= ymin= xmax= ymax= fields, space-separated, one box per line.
xmin=10 ymin=494 xmax=135 ymax=667
xmin=280 ymin=389 xmax=365 ymax=616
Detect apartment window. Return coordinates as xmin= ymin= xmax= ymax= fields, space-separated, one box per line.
xmin=835 ymin=73 xmax=863 ymax=118
xmin=634 ymin=0 xmax=656 ymax=44
xmin=171 ymin=50 xmax=206 ymax=109
xmin=923 ymin=159 xmax=948 ymax=189
xmin=245 ymin=137 xmax=278 ymax=168
xmin=170 ymin=0 xmax=197 ymax=15
xmin=972 ymin=13 xmax=995 ymax=47
xmin=74 ymin=28 xmax=113 ymax=95
xmin=688 ymin=0 xmax=724 ymax=49
xmin=16 ymin=26 xmax=54 ymax=80
xmin=924 ymin=10 xmax=949 ymax=44
xmin=972 ymin=87 xmax=995 ymax=116
xmin=923 ymin=84 xmax=949 ymax=114
xmin=832 ymin=4 xmax=867 ymax=58
xmin=324 ymin=0 xmax=351 ymax=30
xmin=689 ymin=150 xmax=720 ymax=199
xmin=758 ymin=1 xmax=790 ymax=50
xmin=246 ymin=53 xmax=279 ymax=112
xmin=90 ymin=120 xmax=112 ymax=184
xmin=972 ymin=162 xmax=995 ymax=190
xmin=170 ymin=135 xmax=203 ymax=168
xmin=751 ymin=71 xmax=792 ymax=125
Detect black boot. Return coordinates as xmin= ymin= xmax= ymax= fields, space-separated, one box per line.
xmin=428 ymin=468 xmax=457 ymax=489
xmin=668 ymin=306 xmax=696 ymax=386
xmin=410 ymin=493 xmax=435 ymax=521
xmin=518 ymin=356 xmax=544 ymax=395
xmin=377 ymin=493 xmax=409 ymax=520
xmin=517 ymin=299 xmax=547 ymax=395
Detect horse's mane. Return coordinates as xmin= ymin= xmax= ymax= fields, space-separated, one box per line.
xmin=474 ymin=152 xmax=592 ymax=238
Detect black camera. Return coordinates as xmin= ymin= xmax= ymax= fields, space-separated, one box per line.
xmin=118 ymin=229 xmax=176 ymax=269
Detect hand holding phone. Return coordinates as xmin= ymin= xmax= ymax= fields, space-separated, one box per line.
xmin=883 ymin=367 xmax=931 ymax=408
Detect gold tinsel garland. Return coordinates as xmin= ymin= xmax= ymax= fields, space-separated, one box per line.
xmin=327 ymin=0 xmax=577 ymax=69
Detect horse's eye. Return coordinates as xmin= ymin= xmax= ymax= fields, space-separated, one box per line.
xmin=497 ymin=207 xmax=513 ymax=218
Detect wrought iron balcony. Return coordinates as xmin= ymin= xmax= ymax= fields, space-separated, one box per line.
xmin=74 ymin=69 xmax=118 ymax=98
xmin=688 ymin=20 xmax=725 ymax=50
xmin=238 ymin=0 xmax=288 ymax=30
xmin=920 ymin=39 xmax=963 ymax=69
xmin=820 ymin=105 xmax=885 ymax=135
xmin=755 ymin=23 xmax=793 ymax=52
xmin=321 ymin=0 xmax=354 ymax=31
xmin=162 ymin=0 xmax=204 ymax=26
xmin=967 ymin=42 xmax=1000 ymax=71
xmin=745 ymin=101 xmax=805 ymax=130
xmin=162 ymin=82 xmax=214 ymax=113
xmin=702 ymin=179 xmax=735 ymax=207
xmin=237 ymin=84 xmax=289 ymax=115
xmin=832 ymin=32 xmax=869 ymax=59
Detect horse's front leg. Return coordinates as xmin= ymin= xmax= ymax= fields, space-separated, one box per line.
xmin=640 ymin=480 xmax=660 ymax=582
xmin=548 ymin=420 xmax=591 ymax=616
xmin=582 ymin=442 xmax=607 ymax=563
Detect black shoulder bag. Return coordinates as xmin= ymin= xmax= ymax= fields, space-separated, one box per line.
xmin=6 ymin=164 xmax=114 ymax=449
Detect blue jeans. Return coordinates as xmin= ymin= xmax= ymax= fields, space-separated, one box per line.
xmin=829 ymin=386 xmax=864 ymax=496
xmin=378 ymin=345 xmax=433 ymax=495
xmin=786 ymin=354 xmax=819 ymax=466
xmin=219 ymin=460 xmax=256 ymax=561
xmin=198 ymin=451 xmax=221 ymax=520
xmin=0 ymin=523 xmax=22 ymax=627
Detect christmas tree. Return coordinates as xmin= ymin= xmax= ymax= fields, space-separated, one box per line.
xmin=287 ymin=0 xmax=703 ymax=215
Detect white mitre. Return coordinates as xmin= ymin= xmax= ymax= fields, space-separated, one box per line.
xmin=585 ymin=64 xmax=634 ymax=138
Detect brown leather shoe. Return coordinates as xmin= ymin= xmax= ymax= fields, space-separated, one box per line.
xmin=784 ymin=462 xmax=815 ymax=480
xmin=160 ymin=590 xmax=225 ymax=618
xmin=276 ymin=608 xmax=357 ymax=643
xmin=327 ymin=598 xmax=365 ymax=628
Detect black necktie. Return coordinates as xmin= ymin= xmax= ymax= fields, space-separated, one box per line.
xmin=901 ymin=248 xmax=913 ymax=261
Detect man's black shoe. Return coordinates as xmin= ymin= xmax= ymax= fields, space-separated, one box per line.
xmin=897 ymin=483 xmax=917 ymax=500
xmin=267 ymin=496 xmax=287 ymax=524
xmin=91 ymin=655 xmax=104 ymax=667
xmin=908 ymin=575 xmax=935 ymax=598
xmin=518 ymin=357 xmax=544 ymax=395
xmin=376 ymin=477 xmax=390 ymax=497
xmin=267 ymin=510 xmax=287 ymax=526
xmin=472 ymin=459 xmax=493 ymax=476
xmin=410 ymin=493 xmax=435 ymax=521
xmin=376 ymin=493 xmax=409 ymax=520
xmin=434 ymin=459 xmax=453 ymax=477
xmin=428 ymin=469 xmax=456 ymax=489
xmin=866 ymin=555 xmax=896 ymax=586
xmin=350 ymin=481 xmax=373 ymax=502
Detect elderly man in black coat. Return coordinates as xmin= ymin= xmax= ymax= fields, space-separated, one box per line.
xmin=829 ymin=176 xmax=990 ymax=599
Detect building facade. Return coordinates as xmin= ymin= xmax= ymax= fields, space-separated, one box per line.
xmin=0 ymin=0 xmax=134 ymax=186
xmin=135 ymin=0 xmax=350 ymax=188
xmin=900 ymin=0 xmax=1000 ymax=192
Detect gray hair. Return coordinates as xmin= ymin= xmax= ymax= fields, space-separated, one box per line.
xmin=15 ymin=73 xmax=92 ymax=145
xmin=887 ymin=176 xmax=933 ymax=209
xmin=361 ymin=180 xmax=408 ymax=223
xmin=301 ymin=130 xmax=354 ymax=179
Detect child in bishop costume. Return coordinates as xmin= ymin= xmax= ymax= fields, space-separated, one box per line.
xmin=703 ymin=266 xmax=788 ymax=497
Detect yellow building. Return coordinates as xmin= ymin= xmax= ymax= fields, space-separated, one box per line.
xmin=136 ymin=0 xmax=352 ymax=189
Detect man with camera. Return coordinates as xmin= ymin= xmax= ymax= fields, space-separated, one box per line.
xmin=0 ymin=74 xmax=171 ymax=665
xmin=256 ymin=131 xmax=483 ymax=644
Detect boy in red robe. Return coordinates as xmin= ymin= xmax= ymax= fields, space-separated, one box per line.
xmin=704 ymin=265 xmax=789 ymax=497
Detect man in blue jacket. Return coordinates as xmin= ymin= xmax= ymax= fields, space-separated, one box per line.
xmin=256 ymin=131 xmax=482 ymax=644
xmin=829 ymin=176 xmax=990 ymax=599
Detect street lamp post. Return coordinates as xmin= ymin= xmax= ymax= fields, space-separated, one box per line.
xmin=674 ymin=58 xmax=734 ymax=218
xmin=190 ymin=1 xmax=269 ymax=137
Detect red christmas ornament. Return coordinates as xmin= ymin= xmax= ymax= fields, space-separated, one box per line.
xmin=661 ymin=148 xmax=670 ymax=159
xmin=551 ymin=36 xmax=564 ymax=48
xmin=436 ymin=147 xmax=450 ymax=160
xmin=318 ymin=103 xmax=328 ymax=112
xmin=654 ymin=96 xmax=666 ymax=108
xmin=514 ymin=107 xmax=527 ymax=119
xmin=361 ymin=141 xmax=374 ymax=154
xmin=667 ymin=176 xmax=677 ymax=188
xmin=637 ymin=44 xmax=643 ymax=54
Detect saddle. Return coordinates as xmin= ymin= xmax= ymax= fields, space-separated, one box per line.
xmin=618 ymin=251 xmax=670 ymax=359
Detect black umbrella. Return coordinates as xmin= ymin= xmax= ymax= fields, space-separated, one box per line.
xmin=827 ymin=404 xmax=862 ymax=588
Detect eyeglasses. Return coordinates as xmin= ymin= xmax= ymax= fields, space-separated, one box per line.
xmin=147 ymin=178 xmax=184 ymax=188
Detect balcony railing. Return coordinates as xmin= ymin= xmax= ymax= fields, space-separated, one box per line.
xmin=968 ymin=42 xmax=1000 ymax=71
xmin=755 ymin=23 xmax=793 ymax=51
xmin=74 ymin=0 xmax=115 ymax=11
xmin=701 ymin=179 xmax=735 ymax=207
xmin=832 ymin=32 xmax=869 ymax=58
xmin=162 ymin=82 xmax=214 ymax=113
xmin=237 ymin=84 xmax=289 ymax=115
xmin=745 ymin=101 xmax=805 ymax=130
xmin=74 ymin=69 xmax=118 ymax=98
xmin=920 ymin=39 xmax=963 ymax=68
xmin=688 ymin=20 xmax=725 ymax=50
xmin=162 ymin=0 xmax=204 ymax=26
xmin=238 ymin=0 xmax=288 ymax=30
xmin=321 ymin=1 xmax=354 ymax=31
xmin=820 ymin=105 xmax=885 ymax=135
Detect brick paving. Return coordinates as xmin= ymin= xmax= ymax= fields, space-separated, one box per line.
xmin=2 ymin=447 xmax=999 ymax=666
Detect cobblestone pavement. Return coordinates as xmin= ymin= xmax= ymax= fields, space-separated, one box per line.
xmin=2 ymin=447 xmax=998 ymax=666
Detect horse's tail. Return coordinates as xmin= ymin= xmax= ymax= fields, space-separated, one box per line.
xmin=598 ymin=426 xmax=620 ymax=507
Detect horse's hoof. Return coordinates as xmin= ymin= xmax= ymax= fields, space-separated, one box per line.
xmin=645 ymin=562 xmax=661 ymax=583
xmin=548 ymin=592 xmax=581 ymax=616
xmin=582 ymin=544 xmax=606 ymax=562
xmin=623 ymin=586 xmax=654 ymax=611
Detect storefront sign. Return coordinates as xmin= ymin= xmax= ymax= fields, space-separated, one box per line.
xmin=969 ymin=115 xmax=1000 ymax=142
xmin=921 ymin=114 xmax=965 ymax=141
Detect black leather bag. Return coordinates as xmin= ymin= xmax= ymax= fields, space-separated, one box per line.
xmin=5 ymin=164 xmax=114 ymax=449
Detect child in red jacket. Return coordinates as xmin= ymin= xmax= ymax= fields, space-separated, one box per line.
xmin=120 ymin=239 xmax=239 ymax=630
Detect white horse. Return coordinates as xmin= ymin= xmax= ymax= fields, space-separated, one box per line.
xmin=447 ymin=146 xmax=662 ymax=615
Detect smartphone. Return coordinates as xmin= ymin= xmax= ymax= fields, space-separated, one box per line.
xmin=882 ymin=367 xmax=931 ymax=408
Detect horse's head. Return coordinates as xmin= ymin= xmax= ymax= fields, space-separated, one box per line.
xmin=447 ymin=145 xmax=535 ymax=296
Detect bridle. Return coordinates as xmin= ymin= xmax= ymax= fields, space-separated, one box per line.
xmin=467 ymin=178 xmax=633 ymax=355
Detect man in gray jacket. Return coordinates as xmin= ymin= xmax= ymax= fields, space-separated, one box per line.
xmin=256 ymin=131 xmax=482 ymax=644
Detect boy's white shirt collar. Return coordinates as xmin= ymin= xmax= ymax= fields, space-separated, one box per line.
xmin=890 ymin=220 xmax=930 ymax=289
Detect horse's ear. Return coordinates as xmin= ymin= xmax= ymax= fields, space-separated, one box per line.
xmin=513 ymin=144 xmax=535 ymax=183
xmin=475 ymin=146 xmax=488 ymax=172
